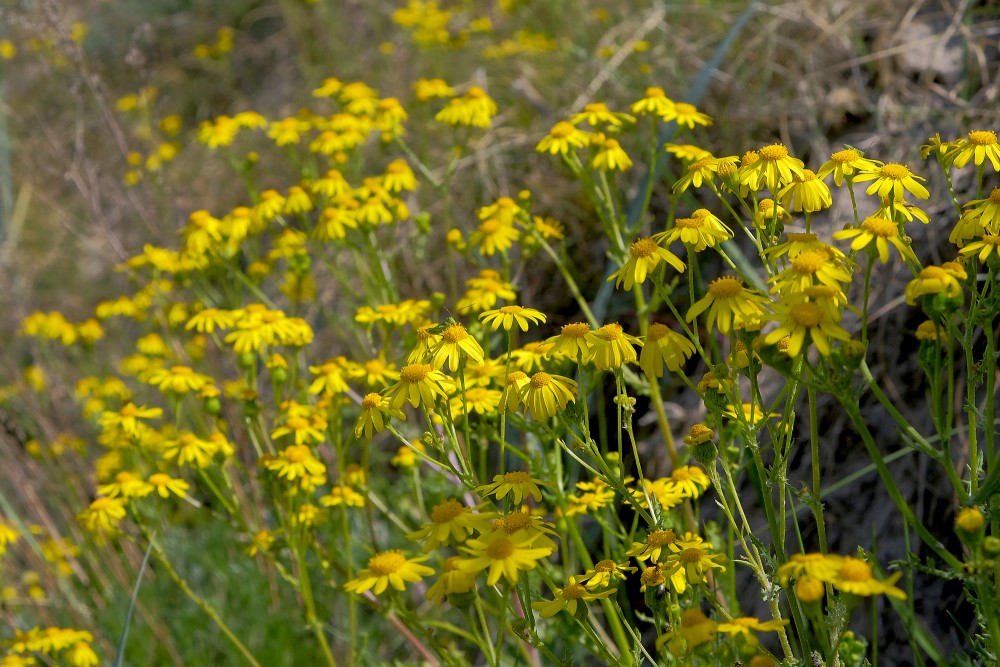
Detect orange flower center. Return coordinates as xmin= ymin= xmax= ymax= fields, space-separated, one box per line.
xmin=170 ymin=366 xmax=193 ymax=376
xmin=789 ymin=302 xmax=822 ymax=327
xmin=400 ymin=364 xmax=432 ymax=383
xmin=504 ymin=471 xmax=532 ymax=483
xmin=595 ymin=559 xmax=616 ymax=573
xmin=674 ymin=217 xmax=703 ymax=229
xmin=119 ymin=404 xmax=138 ymax=417
xmin=286 ymin=418 xmax=309 ymax=431
xmin=431 ymin=499 xmax=465 ymax=523
xmin=90 ymin=497 xmax=113 ymax=510
xmin=968 ymin=130 xmax=997 ymax=146
xmin=361 ymin=393 xmax=382 ymax=410
xmin=603 ymin=138 xmax=621 ymax=151
xmin=795 ymin=169 xmax=818 ymax=182
xmin=688 ymin=158 xmax=713 ymax=172
xmin=561 ymin=322 xmax=590 ymax=338
xmin=707 ymin=276 xmax=744 ymax=298
xmin=680 ymin=547 xmax=704 ymax=563
xmin=464 ymin=387 xmax=489 ymax=402
xmin=647 ymin=529 xmax=677 ymax=546
xmin=879 ymin=163 xmax=910 ymax=180
xmin=640 ymin=567 xmax=665 ymax=586
xmin=759 ymin=143 xmax=789 ymax=160
xmin=562 ymin=583 xmax=587 ymax=600
xmin=498 ymin=306 xmax=522 ymax=314
xmin=498 ymin=512 xmax=532 ymax=533
xmin=368 ymin=550 xmax=406 ymax=575
xmin=467 ymin=86 xmax=486 ymax=99
xmin=758 ymin=199 xmax=775 ymax=212
xmin=831 ymin=148 xmax=861 ymax=163
xmin=792 ymin=250 xmax=828 ymax=274
xmin=506 ymin=371 xmax=528 ymax=386
xmin=644 ymin=86 xmax=666 ymax=98
xmin=479 ymin=220 xmax=502 ymax=235
xmin=860 ymin=216 xmax=898 ymax=238
xmin=647 ymin=323 xmax=669 ymax=342
xmin=529 ymin=372 xmax=552 ymax=388
xmin=597 ymin=323 xmax=624 ymax=340
xmin=486 ymin=538 xmax=515 ymax=560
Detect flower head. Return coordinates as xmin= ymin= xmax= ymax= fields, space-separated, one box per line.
xmin=344 ymin=550 xmax=434 ymax=595
xmin=686 ymin=276 xmax=771 ymax=334
xmin=854 ymin=162 xmax=929 ymax=200
xmin=519 ymin=372 xmax=577 ymax=419
xmin=479 ymin=305 xmax=546 ymax=332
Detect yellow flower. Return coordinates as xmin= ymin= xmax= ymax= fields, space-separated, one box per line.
xmin=146 ymin=473 xmax=189 ymax=499
xmin=683 ymin=423 xmax=716 ymax=446
xmin=413 ymin=77 xmax=454 ymax=101
xmin=546 ymin=322 xmax=594 ymax=361
xmin=777 ymin=552 xmax=845 ymax=585
xmin=99 ymin=403 xmax=163 ymax=439
xmin=77 ymin=497 xmax=127 ymax=534
xmin=816 ymin=148 xmax=880 ymax=186
xmin=97 ymin=472 xmax=153 ymax=499
xmin=962 ymin=187 xmax=1000 ymax=235
xmin=532 ymin=576 xmax=617 ymax=618
xmin=146 ymin=365 xmax=211 ymax=395
xmin=449 ymin=386 xmax=502 ymax=419
xmin=265 ymin=445 xmax=326 ymax=481
xmin=344 ymin=550 xmax=434 ymax=595
xmin=586 ymin=323 xmax=643 ymax=370
xmin=665 ymin=143 xmax=712 ymax=162
xmin=956 ymin=506 xmax=985 ymax=532
xmin=406 ymin=499 xmax=489 ymax=551
xmin=905 ymin=265 xmax=963 ymax=305
xmin=654 ymin=210 xmax=732 ymax=252
xmin=832 ymin=556 xmax=906 ymax=599
xmin=518 ymin=372 xmax=577 ymax=419
xmin=458 ymin=532 xmax=554 ymax=586
xmin=0 ymin=519 xmax=21 ymax=555
xmin=833 ymin=215 xmax=917 ymax=264
xmin=469 ymin=219 xmax=519 ymax=256
xmin=536 ymin=121 xmax=591 ymax=155
xmin=639 ymin=323 xmax=696 ymax=378
xmin=716 ymin=617 xmax=789 ymax=643
xmin=569 ymin=102 xmax=634 ymax=127
xmin=667 ymin=466 xmax=711 ymax=498
xmin=769 ymin=247 xmax=853 ymax=294
xmin=853 ymin=162 xmax=929 ymax=200
xmin=765 ymin=296 xmax=851 ymax=357
xmin=499 ymin=371 xmax=530 ymax=413
xmin=434 ymin=86 xmax=497 ymax=127
xmin=777 ymin=169 xmax=832 ymax=212
xmin=271 ymin=416 xmax=326 ymax=445
xmin=737 ymin=143 xmax=804 ymax=192
xmin=686 ymin=276 xmax=771 ymax=334
xmin=476 ymin=471 xmax=545 ymax=504
xmin=384 ymin=363 xmax=450 ymax=409
xmin=425 ymin=556 xmax=477 ymax=604
xmin=665 ymin=101 xmax=713 ymax=128
xmin=608 ymin=237 xmax=685 ymax=290
xmin=949 ymin=130 xmax=1000 ymax=170
xmin=390 ymin=441 xmax=425 ymax=468
xmin=320 ymin=485 xmax=366 ymax=508
xmin=355 ymin=393 xmax=404 ymax=439
xmin=578 ymin=559 xmax=636 ymax=590
xmin=566 ymin=478 xmax=616 ymax=516
xmin=630 ymin=86 xmax=675 ymax=117
xmin=591 ymin=138 xmax=633 ymax=171
xmin=960 ymin=234 xmax=1000 ymax=262
xmin=430 ymin=323 xmax=485 ymax=370
xmin=663 ymin=533 xmax=727 ymax=584
xmin=163 ymin=433 xmax=218 ymax=469
xmin=479 ymin=305 xmax=546 ymax=332
xmin=656 ymin=609 xmax=717 ymax=654
xmin=626 ymin=529 xmax=678 ymax=563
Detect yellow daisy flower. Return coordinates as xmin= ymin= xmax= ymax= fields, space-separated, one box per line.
xmin=468 ymin=219 xmax=520 ymax=256
xmin=833 ymin=215 xmax=917 ymax=264
xmin=425 ymin=556 xmax=477 ymax=604
xmin=737 ymin=143 xmax=804 ymax=192
xmin=630 ymin=86 xmax=675 ymax=117
xmin=546 ymin=322 xmax=594 ymax=361
xmin=949 ymin=130 xmax=1000 ymax=170
xmin=384 ymin=363 xmax=450 ymax=409
xmin=777 ymin=552 xmax=845 ymax=586
xmin=479 ymin=305 xmax=546 ymax=332
xmin=663 ymin=101 xmax=713 ymax=128
xmin=663 ymin=533 xmax=727 ymax=584
xmin=499 ymin=371 xmax=530 ymax=413
xmin=764 ymin=296 xmax=851 ymax=357
xmin=265 ymin=445 xmax=326 ymax=481
xmin=904 ymin=265 xmax=963 ymax=305
xmin=959 ymin=234 xmax=1000 ymax=262
xmin=519 ymin=372 xmax=577 ymax=419
xmin=608 ymin=237 xmax=685 ymax=290
xmin=146 ymin=473 xmax=189 ymax=499
xmin=586 ymin=323 xmax=643 ymax=370
xmin=569 ymin=102 xmax=633 ymax=127
xmin=686 ymin=276 xmax=771 ymax=334
xmin=654 ymin=211 xmax=732 ymax=252
xmin=853 ymin=162 xmax=929 ymax=200
xmin=578 ymin=559 xmax=636 ymax=591
xmin=716 ymin=617 xmax=789 ymax=643
xmin=77 ymin=497 xmax=127 ymax=534
xmin=532 ymin=576 xmax=617 ymax=618
xmin=355 ymin=393 xmax=404 ymax=439
xmin=777 ymin=169 xmax=832 ymax=212
xmin=477 ymin=470 xmax=546 ymax=504
xmin=406 ymin=498 xmax=489 ymax=551
xmin=344 ymin=550 xmax=434 ymax=595
xmin=832 ymin=556 xmax=906 ymax=599
xmin=449 ymin=386 xmax=502 ymax=419
xmin=536 ymin=121 xmax=591 ymax=155
xmin=626 ymin=528 xmax=678 ymax=563
xmin=962 ymin=186 xmax=1000 ymax=235
xmin=639 ymin=323 xmax=696 ymax=378
xmin=430 ymin=323 xmax=485 ymax=370
xmin=815 ymin=147 xmax=880 ymax=186
xmin=591 ymin=137 xmax=633 ymax=171
xmin=458 ymin=532 xmax=554 ymax=586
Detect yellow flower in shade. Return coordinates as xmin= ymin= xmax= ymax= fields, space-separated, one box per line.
xmin=777 ymin=552 xmax=845 ymax=585
xmin=686 ymin=276 xmax=771 ymax=334
xmin=384 ymin=363 xmax=450 ymax=409
xmin=499 ymin=371 xmax=530 ymax=413
xmin=536 ymin=121 xmax=591 ymax=155
xmin=667 ymin=466 xmax=711 ymax=498
xmin=949 ymin=130 xmax=1000 ymax=170
xmin=355 ymin=393 xmax=404 ymax=439
xmin=320 ymin=485 xmax=366 ymax=508
xmin=449 ymin=386 xmax=502 ymax=419
xmin=78 ymin=497 xmax=127 ymax=533
xmin=592 ymin=138 xmax=633 ymax=171
xmin=532 ymin=576 xmax=617 ymax=618
xmin=716 ymin=617 xmax=789 ymax=643
xmin=479 ymin=305 xmax=546 ymax=332
xmin=146 ymin=473 xmax=189 ymax=499
xmin=764 ymin=296 xmax=851 ymax=357
xmin=904 ymin=265 xmax=963 ymax=305
xmin=352 ymin=356 xmax=399 ymax=388
xmin=632 ymin=478 xmax=686 ymax=512
xmin=477 ymin=471 xmax=545 ymax=504
xmin=833 ymin=215 xmax=917 ymax=264
xmin=566 ymin=478 xmax=616 ymax=516
xmin=956 ymin=507 xmax=985 ymax=532
xmin=777 ymin=169 xmax=832 ymax=212
xmin=456 ymin=270 xmax=518 ymax=314
xmin=468 ymin=219 xmax=520 ymax=256
xmin=0 ymin=520 xmax=19 ymax=555
xmin=737 ymin=143 xmax=804 ymax=192
xmin=664 ymin=533 xmax=727 ymax=584
xmin=587 ymin=323 xmax=643 ymax=370
xmin=656 ymin=609 xmax=718 ymax=654
xmin=626 ymin=529 xmax=678 ymax=563
xmin=146 ymin=365 xmax=212 ymax=395
xmin=186 ymin=308 xmax=238 ymax=333
xmin=853 ymin=162 xmax=929 ymax=200
xmin=308 ymin=358 xmax=352 ymax=396
xmin=959 ymin=234 xmax=1000 ymax=262
xmin=99 ymin=403 xmax=163 ymax=439
xmin=684 ymin=423 xmax=716 ymax=446
xmin=344 ymin=550 xmax=434 ymax=595
xmin=407 ymin=498 xmax=489 ymax=551
xmin=519 ymin=372 xmax=577 ymax=419
xmin=662 ymin=101 xmax=713 ymax=128
xmin=95 ymin=471 xmax=151 ymax=500
xmin=382 ymin=159 xmax=417 ymax=192
xmin=579 ymin=559 xmax=636 ymax=590
xmin=608 ymin=237 xmax=685 ymax=290
xmin=963 ymin=187 xmax=1000 ymax=234
xmin=753 ymin=197 xmax=791 ymax=229
xmin=816 ymin=148 xmax=880 ymax=186
xmin=569 ymin=102 xmax=634 ymax=127
xmin=458 ymin=532 xmax=554 ymax=586
xmin=654 ymin=211 xmax=732 ymax=252
xmin=464 ymin=357 xmax=504 ymax=387
xmin=265 ymin=445 xmax=326 ymax=481
xmin=832 ymin=556 xmax=906 ymax=599
xmin=640 ymin=323 xmax=696 ymax=378
xmin=390 ymin=440 xmax=425 ymax=468
xmin=546 ymin=322 xmax=593 ymax=361
xmin=915 ymin=320 xmax=947 ymax=342
xmin=630 ymin=86 xmax=675 ymax=117
xmin=671 ymin=157 xmax=717 ymax=193
xmin=430 ymin=323 xmax=484 ymax=370
xmin=426 ymin=556 xmax=477 ymax=604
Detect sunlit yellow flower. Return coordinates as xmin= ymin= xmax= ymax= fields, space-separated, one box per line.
xmin=499 ymin=371 xmax=529 ymax=413
xmin=147 ymin=473 xmax=189 ymax=499
xmin=769 ymin=247 xmax=853 ymax=294
xmin=664 ymin=532 xmax=727 ymax=584
xmin=586 ymin=323 xmax=643 ymax=370
xmin=959 ymin=234 xmax=1000 ymax=262
xmin=355 ymin=393 xmax=404 ymax=439
xmin=430 ymin=323 xmax=485 ymax=370
xmin=163 ymin=433 xmax=218 ymax=468
xmin=665 ymin=143 xmax=712 ymax=162
xmin=608 ymin=237 xmax=685 ymax=290
xmin=546 ymin=322 xmax=593 ymax=361
xmin=536 ymin=121 xmax=590 ymax=155
xmin=345 ymin=550 xmax=434 ymax=595
xmin=407 ymin=498 xmax=489 ymax=551
xmin=435 ymin=86 xmax=497 ymax=127
xmin=319 ymin=485 xmax=366 ymax=507
xmin=479 ymin=305 xmax=546 ymax=332
xmin=532 ymin=576 xmax=617 ymax=618
xmin=477 ymin=470 xmax=545 ymax=504
xmin=765 ymin=295 xmax=851 ymax=357
xmin=265 ymin=444 xmax=326 ymax=481
xmin=469 ymin=219 xmax=520 ymax=256
xmin=271 ymin=416 xmax=326 ymax=445
xmin=630 ymin=86 xmax=675 ymax=117
xmin=687 ymin=276 xmax=771 ymax=334
xmin=639 ymin=323 xmax=696 ymax=378
xmin=854 ymin=162 xmax=929 ymax=200
xmin=384 ymin=363 xmax=450 ymax=409
xmin=662 ymin=101 xmax=713 ymax=128
xmin=667 ymin=466 xmax=711 ymax=498
xmin=654 ymin=210 xmax=732 ymax=252
xmin=737 ymin=143 xmax=804 ymax=192
xmin=716 ymin=617 xmax=789 ymax=643
xmin=458 ymin=532 xmax=554 ymax=586
xmin=626 ymin=529 xmax=678 ymax=563
xmin=413 ymin=77 xmax=454 ymax=100
xmin=569 ymin=102 xmax=633 ymax=127
xmin=99 ymin=403 xmax=163 ymax=439
xmin=905 ymin=265 xmax=963 ymax=305
xmin=779 ymin=553 xmax=847 ymax=586
xmin=566 ymin=478 xmax=616 ymax=516
xmin=425 ymin=556 xmax=477 ymax=604
xmin=949 ymin=130 xmax=1000 ymax=170
xmin=449 ymin=386 xmax=502 ymax=419
xmin=962 ymin=187 xmax=1000 ymax=235
xmin=833 ymin=215 xmax=917 ymax=263
xmin=0 ymin=520 xmax=20 ymax=556
xmin=97 ymin=471 xmax=153 ymax=499
xmin=592 ymin=137 xmax=633 ymax=171
xmin=77 ymin=497 xmax=127 ymax=534
xmin=777 ymin=169 xmax=832 ymax=212
xmin=816 ymin=148 xmax=880 ymax=186
xmin=578 ymin=559 xmax=636 ymax=591
xmin=683 ymin=423 xmax=716 ymax=446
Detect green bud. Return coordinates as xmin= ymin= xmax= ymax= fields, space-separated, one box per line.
xmin=203 ymin=397 xmax=221 ymax=415
xmin=983 ymin=536 xmax=1000 ymax=557
xmin=271 ymin=367 xmax=288 ymax=384
xmin=239 ymin=352 xmax=256 ymax=369
xmin=693 ymin=440 xmax=719 ymax=466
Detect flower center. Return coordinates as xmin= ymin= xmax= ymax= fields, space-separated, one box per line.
xmin=361 ymin=393 xmax=381 ymax=410
xmin=479 ymin=220 xmax=502 ymax=234
xmin=400 ymin=364 xmax=431 ymax=383
xmin=968 ymin=130 xmax=997 ymax=146
xmin=860 ymin=216 xmax=898 ymax=238
xmin=368 ymin=550 xmax=406 ymax=575
xmin=467 ymin=86 xmax=486 ymax=99
xmin=792 ymin=250 xmax=828 ymax=274
xmin=839 ymin=559 xmax=873 ymax=582
xmin=504 ymin=471 xmax=531 ymax=483
xmin=789 ymin=302 xmax=822 ymax=327
xmin=879 ymin=163 xmax=910 ymax=180
xmin=148 ymin=473 xmax=170 ymax=486
xmin=647 ymin=529 xmax=677 ymax=546
xmin=120 ymin=404 xmax=138 ymax=417
xmin=170 ymin=366 xmax=193 ymax=376
xmin=595 ymin=559 xmax=616 ymax=573
xmin=286 ymin=417 xmax=309 ymax=431
xmin=688 ymin=158 xmax=713 ymax=172
xmin=529 ymin=372 xmax=552 ymax=389
xmin=786 ymin=232 xmax=817 ymax=242
xmin=707 ymin=276 xmax=744 ymax=298
xmin=597 ymin=323 xmax=624 ymax=340
xmin=758 ymin=199 xmax=775 ymax=212
xmin=831 ymin=148 xmax=861 ymax=163
xmin=431 ymin=499 xmax=465 ymax=523
xmin=561 ymin=322 xmax=590 ymax=338
xmin=486 ymin=538 xmax=515 ymax=560
xmin=640 ymin=567 xmax=665 ymax=587
xmin=506 ymin=371 xmax=528 ymax=386
xmin=794 ymin=169 xmax=818 ymax=182
xmin=499 ymin=512 xmax=532 ymax=532
xmin=603 ymin=139 xmax=621 ymax=151
xmin=919 ymin=266 xmax=947 ymax=281
xmin=988 ymin=187 xmax=1000 ymax=204
xmin=284 ymin=445 xmax=310 ymax=462
xmin=647 ymin=322 xmax=669 ymax=342
xmin=674 ymin=217 xmax=703 ymax=229
xmin=680 ymin=547 xmax=704 ymax=563
xmin=983 ymin=235 xmax=1000 ymax=246
xmin=675 ymin=102 xmax=696 ymax=115
xmin=465 ymin=387 xmax=489 ymax=402
xmin=550 ymin=121 xmax=575 ymax=138
xmin=759 ymin=143 xmax=789 ymax=160
xmin=562 ymin=583 xmax=587 ymax=600
xmin=91 ymin=497 xmax=113 ymax=510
